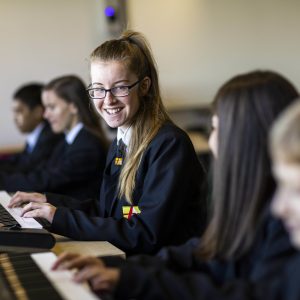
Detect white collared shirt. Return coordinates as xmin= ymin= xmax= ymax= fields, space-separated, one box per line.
xmin=117 ymin=127 xmax=132 ymax=148
xmin=65 ymin=123 xmax=84 ymax=145
xmin=26 ymin=122 xmax=45 ymax=152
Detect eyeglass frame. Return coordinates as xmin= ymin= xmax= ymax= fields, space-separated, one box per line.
xmin=86 ymin=79 xmax=142 ymax=100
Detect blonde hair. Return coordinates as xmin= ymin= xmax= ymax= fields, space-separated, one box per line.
xmin=90 ymin=30 xmax=171 ymax=203
xmin=270 ymin=99 xmax=300 ymax=164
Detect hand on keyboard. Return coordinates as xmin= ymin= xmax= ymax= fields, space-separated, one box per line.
xmin=52 ymin=252 xmax=121 ymax=293
xmin=0 ymin=191 xmax=43 ymax=229
xmin=21 ymin=202 xmax=56 ymax=223
xmin=8 ymin=191 xmax=47 ymax=208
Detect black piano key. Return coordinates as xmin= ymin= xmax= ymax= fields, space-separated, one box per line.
xmin=3 ymin=253 xmax=64 ymax=300
xmin=0 ymin=204 xmax=20 ymax=227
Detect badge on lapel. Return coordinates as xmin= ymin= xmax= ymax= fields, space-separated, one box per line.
xmin=115 ymin=157 xmax=123 ymax=165
xmin=122 ymin=206 xmax=141 ymax=220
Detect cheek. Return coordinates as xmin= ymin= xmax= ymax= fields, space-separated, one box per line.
xmin=13 ymin=113 xmax=20 ymax=122
xmin=53 ymin=108 xmax=65 ymax=120
xmin=290 ymin=197 xmax=300 ymax=215
xmin=17 ymin=114 xmax=26 ymax=125
xmin=60 ymin=110 xmax=72 ymax=125
xmin=127 ymin=96 xmax=140 ymax=116
xmin=92 ymin=99 xmax=103 ymax=114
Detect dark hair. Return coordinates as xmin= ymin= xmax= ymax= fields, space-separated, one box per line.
xmin=13 ymin=83 xmax=44 ymax=110
xmin=44 ymin=75 xmax=108 ymax=145
xmin=199 ymin=70 xmax=299 ymax=260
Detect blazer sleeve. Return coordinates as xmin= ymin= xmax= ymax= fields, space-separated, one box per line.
xmin=154 ymin=237 xmax=201 ymax=270
xmin=109 ymin=216 xmax=295 ymax=300
xmin=46 ymin=193 xmax=98 ymax=214
xmin=50 ymin=130 xmax=206 ymax=254
xmin=101 ymin=238 xmax=201 ymax=270
xmin=113 ymin=263 xmax=266 ymax=300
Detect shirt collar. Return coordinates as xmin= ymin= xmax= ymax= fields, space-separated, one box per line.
xmin=117 ymin=126 xmax=132 ymax=147
xmin=26 ymin=122 xmax=45 ymax=151
xmin=65 ymin=123 xmax=84 ymax=145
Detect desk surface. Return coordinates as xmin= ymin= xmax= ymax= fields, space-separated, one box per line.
xmin=0 ymin=234 xmax=125 ymax=259
xmin=52 ymin=234 xmax=126 ymax=258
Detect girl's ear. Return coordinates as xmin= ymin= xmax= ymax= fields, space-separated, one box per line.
xmin=139 ymin=77 xmax=151 ymax=96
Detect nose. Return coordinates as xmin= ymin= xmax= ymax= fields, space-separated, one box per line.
xmin=103 ymin=90 xmax=116 ymax=105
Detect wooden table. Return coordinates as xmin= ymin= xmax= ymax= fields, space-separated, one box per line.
xmin=0 ymin=234 xmax=125 ymax=259
xmin=52 ymin=234 xmax=126 ymax=258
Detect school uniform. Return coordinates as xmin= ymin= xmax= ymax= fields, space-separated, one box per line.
xmin=0 ymin=122 xmax=63 ymax=173
xmin=101 ymin=209 xmax=296 ymax=300
xmin=46 ymin=122 xmax=208 ymax=255
xmin=276 ymin=253 xmax=300 ymax=300
xmin=0 ymin=123 xmax=106 ymax=199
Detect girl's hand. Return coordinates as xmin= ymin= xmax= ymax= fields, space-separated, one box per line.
xmin=21 ymin=202 xmax=56 ymax=223
xmin=52 ymin=252 xmax=120 ymax=292
xmin=8 ymin=191 xmax=47 ymax=208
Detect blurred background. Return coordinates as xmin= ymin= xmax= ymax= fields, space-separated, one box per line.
xmin=1 ymin=0 xmax=300 ymax=148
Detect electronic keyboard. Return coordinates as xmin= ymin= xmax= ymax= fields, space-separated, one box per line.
xmin=0 ymin=191 xmax=55 ymax=249
xmin=0 ymin=252 xmax=99 ymax=300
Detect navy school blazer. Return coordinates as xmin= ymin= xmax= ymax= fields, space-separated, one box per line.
xmin=47 ymin=123 xmax=208 ymax=255
xmin=0 ymin=122 xmax=63 ymax=173
xmin=104 ymin=210 xmax=296 ymax=300
xmin=0 ymin=127 xmax=107 ymax=199
xmin=276 ymin=253 xmax=300 ymax=300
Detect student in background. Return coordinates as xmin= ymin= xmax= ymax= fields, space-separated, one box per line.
xmin=1 ymin=75 xmax=107 ymax=199
xmin=9 ymin=31 xmax=207 ymax=255
xmin=270 ymin=99 xmax=300 ymax=300
xmin=52 ymin=70 xmax=298 ymax=299
xmin=0 ymin=83 xmax=63 ymax=172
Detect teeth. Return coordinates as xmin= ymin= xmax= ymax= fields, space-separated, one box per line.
xmin=106 ymin=108 xmax=122 ymax=115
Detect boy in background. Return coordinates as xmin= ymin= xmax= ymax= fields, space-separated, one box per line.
xmin=0 ymin=83 xmax=63 ymax=172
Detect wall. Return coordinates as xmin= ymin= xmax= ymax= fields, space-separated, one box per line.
xmin=1 ymin=0 xmax=300 ymax=146
xmin=0 ymin=0 xmax=108 ymax=147
xmin=127 ymin=0 xmax=300 ymax=108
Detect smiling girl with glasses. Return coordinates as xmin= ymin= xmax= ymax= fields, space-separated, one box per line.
xmin=9 ymin=30 xmax=208 ymax=256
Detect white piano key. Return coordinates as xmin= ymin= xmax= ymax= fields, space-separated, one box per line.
xmin=31 ymin=252 xmax=99 ymax=300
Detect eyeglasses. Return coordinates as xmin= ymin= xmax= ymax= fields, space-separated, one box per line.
xmin=87 ymin=79 xmax=141 ymax=99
